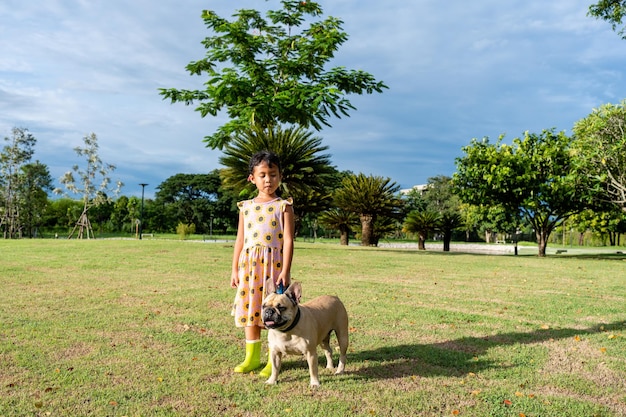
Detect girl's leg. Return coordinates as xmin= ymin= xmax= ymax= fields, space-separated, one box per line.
xmin=244 ymin=326 xmax=261 ymax=341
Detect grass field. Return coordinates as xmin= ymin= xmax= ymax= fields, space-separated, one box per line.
xmin=1 ymin=239 xmax=625 ymax=416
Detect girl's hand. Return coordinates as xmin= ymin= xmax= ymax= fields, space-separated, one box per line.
xmin=230 ymin=272 xmax=239 ymax=289
xmin=276 ymin=272 xmax=290 ymax=289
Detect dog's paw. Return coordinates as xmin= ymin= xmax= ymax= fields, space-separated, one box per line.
xmin=265 ymin=379 xmax=277 ymax=385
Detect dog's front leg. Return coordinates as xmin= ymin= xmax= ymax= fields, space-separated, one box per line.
xmin=305 ymin=349 xmax=320 ymax=387
xmin=265 ymin=350 xmax=282 ymax=385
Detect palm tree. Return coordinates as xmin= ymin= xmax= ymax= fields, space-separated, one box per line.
xmin=219 ymin=125 xmax=336 ymax=233
xmin=439 ymin=212 xmax=463 ymax=252
xmin=319 ymin=208 xmax=358 ymax=245
xmin=333 ymin=173 xmax=402 ymax=246
xmin=403 ymin=210 xmax=441 ymax=250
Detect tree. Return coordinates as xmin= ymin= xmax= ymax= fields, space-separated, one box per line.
xmin=572 ymin=101 xmax=626 ymax=210
xmin=454 ymin=130 xmax=592 ymax=257
xmin=459 ymin=203 xmax=517 ymax=243
xmin=159 ymin=1 xmax=387 ymax=149
xmin=423 ymin=175 xmax=463 ymax=251
xmin=333 ymin=173 xmax=402 ymax=246
xmin=219 ymin=125 xmax=336 ymax=233
xmin=42 ymin=198 xmax=82 ymax=234
xmin=110 ymin=195 xmax=131 ymax=232
xmin=1 ymin=127 xmax=37 ymax=238
xmin=589 ymin=0 xmax=626 ymax=38
xmin=569 ymin=206 xmax=626 ymax=246
xmin=154 ymin=171 xmax=228 ymax=234
xmin=18 ymin=161 xmax=53 ymax=237
xmin=318 ymin=208 xmax=357 ymax=245
xmin=403 ymin=210 xmax=440 ymax=250
xmin=55 ymin=133 xmax=123 ymax=239
xmin=401 ymin=187 xmax=428 ymax=214
xmin=88 ymin=193 xmax=115 ymax=233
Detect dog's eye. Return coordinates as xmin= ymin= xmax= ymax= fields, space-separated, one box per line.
xmin=278 ymin=305 xmax=287 ymax=313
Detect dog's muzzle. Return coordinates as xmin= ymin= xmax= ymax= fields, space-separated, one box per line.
xmin=262 ymin=308 xmax=285 ymax=329
xmin=263 ymin=307 xmax=301 ymax=332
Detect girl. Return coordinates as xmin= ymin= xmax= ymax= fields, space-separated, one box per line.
xmin=230 ymin=151 xmax=295 ymax=376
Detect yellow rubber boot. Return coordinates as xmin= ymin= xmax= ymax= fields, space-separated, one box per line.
xmin=234 ymin=340 xmax=262 ymax=373
xmin=258 ymin=352 xmax=272 ymax=378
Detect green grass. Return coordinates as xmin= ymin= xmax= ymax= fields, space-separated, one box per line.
xmin=1 ymin=240 xmax=625 ymax=416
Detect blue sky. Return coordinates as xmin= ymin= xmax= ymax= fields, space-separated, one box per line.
xmin=1 ymin=1 xmax=625 ymax=199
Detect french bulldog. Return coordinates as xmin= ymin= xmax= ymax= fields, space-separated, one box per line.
xmin=262 ymin=282 xmax=349 ymax=386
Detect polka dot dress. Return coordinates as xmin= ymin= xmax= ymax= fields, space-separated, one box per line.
xmin=232 ymin=197 xmax=293 ymax=328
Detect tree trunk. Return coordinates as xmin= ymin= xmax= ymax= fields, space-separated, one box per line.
xmin=360 ymin=214 xmax=374 ymax=246
xmin=339 ymin=224 xmax=349 ymax=246
xmin=443 ymin=231 xmax=452 ymax=252
xmin=418 ymin=232 xmax=426 ymax=250
xmin=536 ymin=228 xmax=548 ymax=257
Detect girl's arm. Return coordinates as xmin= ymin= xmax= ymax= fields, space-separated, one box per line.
xmin=278 ymin=203 xmax=295 ymax=287
xmin=230 ymin=211 xmax=245 ymax=288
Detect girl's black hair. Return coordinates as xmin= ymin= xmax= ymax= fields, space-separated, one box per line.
xmin=248 ymin=150 xmax=282 ymax=175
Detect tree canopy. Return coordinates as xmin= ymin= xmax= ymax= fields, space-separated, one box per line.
xmin=454 ymin=130 xmax=593 ymax=256
xmin=572 ymin=101 xmax=626 ymax=210
xmin=219 ymin=125 xmax=336 ymax=233
xmin=1 ymin=128 xmax=38 ymax=238
xmin=589 ymin=0 xmax=626 ymax=38
xmin=154 ymin=171 xmax=236 ymax=234
xmin=159 ymin=1 xmax=387 ymax=149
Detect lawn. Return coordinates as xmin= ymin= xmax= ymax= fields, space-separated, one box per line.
xmin=1 ymin=239 xmax=625 ymax=416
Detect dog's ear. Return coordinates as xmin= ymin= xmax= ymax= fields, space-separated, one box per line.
xmin=285 ymin=282 xmax=302 ymax=305
xmin=265 ymin=277 xmax=276 ymax=296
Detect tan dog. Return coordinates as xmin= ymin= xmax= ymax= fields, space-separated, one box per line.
xmin=262 ymin=282 xmax=349 ymax=386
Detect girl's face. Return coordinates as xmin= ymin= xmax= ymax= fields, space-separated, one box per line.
xmin=248 ymin=161 xmax=281 ymax=198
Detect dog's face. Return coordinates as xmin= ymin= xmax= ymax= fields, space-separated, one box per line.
xmin=262 ymin=282 xmax=301 ymax=330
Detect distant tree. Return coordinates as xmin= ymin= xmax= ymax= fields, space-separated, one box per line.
xmin=18 ymin=161 xmax=53 ymax=237
xmin=401 ymin=187 xmax=428 ymax=214
xmin=589 ymin=0 xmax=626 ymax=38
xmin=572 ymin=101 xmax=626 ymax=211
xmin=569 ymin=206 xmax=626 ymax=246
xmin=318 ymin=208 xmax=358 ymax=245
xmin=403 ymin=210 xmax=441 ymax=250
xmin=159 ymin=1 xmax=387 ymax=149
xmin=333 ymin=173 xmax=402 ymax=246
xmin=0 ymin=127 xmax=37 ymax=238
xmin=88 ymin=193 xmax=114 ymax=233
xmin=459 ymin=203 xmax=517 ymax=243
xmin=454 ymin=130 xmax=593 ymax=256
xmin=42 ymin=198 xmax=82 ymax=233
xmin=438 ymin=212 xmax=463 ymax=252
xmin=370 ymin=215 xmax=399 ymax=246
xmin=423 ymin=175 xmax=462 ymax=251
xmin=110 ymin=196 xmax=131 ymax=233
xmin=55 ymin=133 xmax=123 ymax=239
xmin=219 ymin=125 xmax=336 ymax=233
xmin=154 ymin=171 xmax=233 ymax=234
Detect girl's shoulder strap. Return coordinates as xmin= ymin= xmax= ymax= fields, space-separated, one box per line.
xmin=280 ymin=197 xmax=293 ymax=211
xmin=237 ymin=199 xmax=251 ymax=210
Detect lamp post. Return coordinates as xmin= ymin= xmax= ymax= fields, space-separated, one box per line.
xmin=139 ymin=183 xmax=148 ymax=240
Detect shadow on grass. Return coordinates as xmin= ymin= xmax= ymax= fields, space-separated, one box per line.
xmin=347 ymin=320 xmax=625 ymax=380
